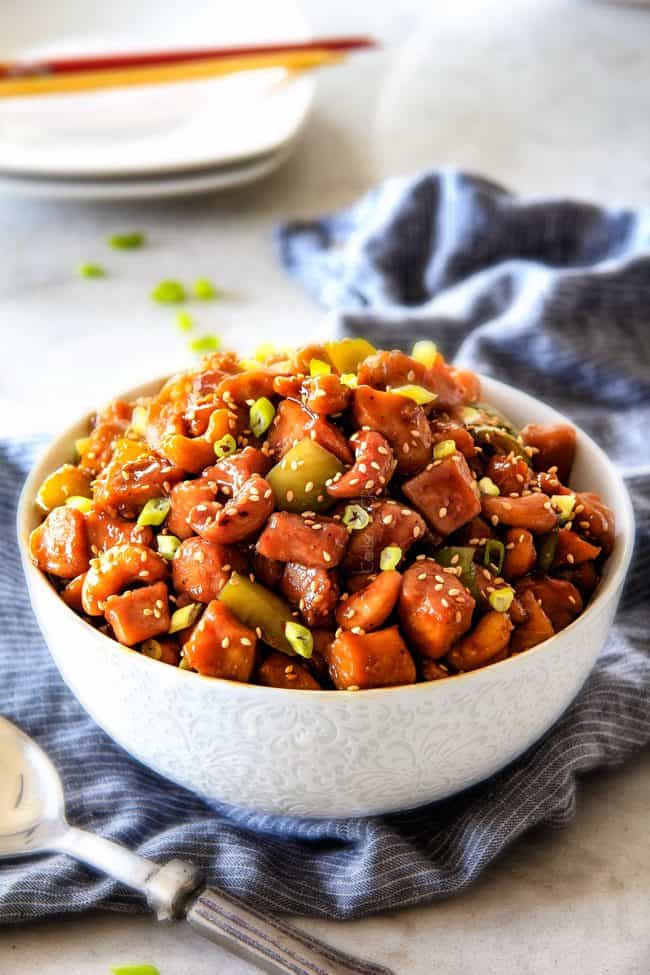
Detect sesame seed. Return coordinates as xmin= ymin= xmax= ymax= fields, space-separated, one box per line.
xmin=143 ymin=608 xmax=153 ymax=616
xmin=222 ymin=637 xmax=230 ymax=649
xmin=323 ymin=551 xmax=332 ymax=563
xmin=417 ymin=572 xmax=427 ymax=581
xmin=304 ymin=481 xmax=314 ymax=493
xmin=286 ymin=490 xmax=294 ymax=502
xmin=490 ymin=515 xmax=499 ymax=526
xmin=439 ymin=506 xmax=448 ymax=518
xmin=567 ymin=553 xmax=575 ymax=564
xmin=402 ymin=443 xmax=410 ymax=454
xmin=382 ymin=515 xmax=393 ymax=525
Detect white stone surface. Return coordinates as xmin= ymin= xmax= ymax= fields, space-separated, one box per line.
xmin=1 ymin=0 xmax=650 ymax=971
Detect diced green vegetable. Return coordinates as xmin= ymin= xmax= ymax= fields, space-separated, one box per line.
xmin=411 ymin=339 xmax=438 ymax=367
xmin=79 ymin=262 xmax=105 ymax=278
xmin=324 ymin=337 xmax=375 ymax=374
xmin=267 ymin=438 xmax=344 ymax=514
xmin=478 ymin=476 xmax=500 ymax=497
xmin=137 ymin=497 xmax=171 ymax=527
xmin=178 ymin=656 xmax=192 ymax=670
xmin=391 ymin=384 xmax=437 ymax=406
xmin=193 ymin=277 xmax=219 ymax=300
xmin=111 ymin=965 xmax=160 ymax=975
xmin=537 ymin=529 xmax=559 ymax=573
xmin=219 ymin=572 xmax=295 ymax=655
xmin=168 ymin=603 xmax=202 ymax=634
xmin=339 ymin=372 xmax=358 ymax=389
xmin=65 ymin=495 xmax=94 ymax=514
xmin=483 ymin=538 xmax=505 ymax=574
xmin=433 ymin=439 xmax=456 ymax=460
xmin=463 ymin=402 xmax=519 ymax=438
xmin=552 ymin=494 xmax=576 ymax=523
xmin=140 ymin=639 xmax=163 ymax=660
xmin=249 ymin=397 xmax=275 ymax=438
xmin=379 ymin=546 xmax=402 ymax=571
xmin=157 ymin=534 xmax=181 ymax=560
xmin=342 ymin=504 xmax=371 ymax=531
xmin=189 ymin=334 xmax=220 ymax=354
xmin=489 ymin=587 xmax=514 ymax=613
xmin=435 ymin=545 xmax=479 ymax=598
xmin=309 ymin=358 xmax=331 ymax=377
xmin=284 ymin=621 xmax=314 ymax=659
xmin=151 ymin=280 xmax=186 ymax=303
xmin=470 ymin=425 xmax=531 ymax=464
xmin=214 ymin=434 xmax=237 ymax=459
xmin=176 ymin=310 xmax=194 ymax=333
xmin=109 ymin=232 xmax=145 ymax=250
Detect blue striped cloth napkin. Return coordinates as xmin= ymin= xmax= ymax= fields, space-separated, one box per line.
xmin=1 ymin=170 xmax=649 ymax=924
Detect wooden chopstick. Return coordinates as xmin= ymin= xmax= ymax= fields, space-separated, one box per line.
xmin=0 ymin=35 xmax=376 ymax=79
xmin=0 ymin=49 xmax=344 ymax=99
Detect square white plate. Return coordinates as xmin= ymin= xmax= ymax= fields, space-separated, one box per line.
xmin=0 ymin=0 xmax=314 ymax=179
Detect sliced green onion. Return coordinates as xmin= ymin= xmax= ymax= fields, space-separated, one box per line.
xmin=284 ymin=621 xmax=313 ymax=659
xmin=250 ymin=397 xmax=275 ymax=438
xmin=169 ymin=603 xmax=202 ymax=634
xmin=309 ymin=358 xmax=332 ymax=377
xmin=137 ymin=497 xmax=171 ymax=527
xmin=193 ymin=277 xmax=219 ymax=300
xmin=411 ymin=339 xmax=438 ymax=368
xmin=537 ymin=529 xmax=559 ymax=573
xmin=339 ymin=372 xmax=358 ymax=389
xmin=157 ymin=534 xmax=181 ymax=560
xmin=435 ymin=545 xmax=478 ymax=598
xmin=178 ymin=656 xmax=193 ymax=670
xmin=176 ymin=310 xmax=194 ymax=333
xmin=433 ymin=439 xmax=456 ymax=460
xmin=214 ymin=434 xmax=237 ymax=459
xmin=391 ymin=384 xmax=437 ymax=406
xmin=65 ymin=495 xmax=93 ymax=514
xmin=189 ymin=334 xmax=220 ymax=354
xmin=483 ymin=538 xmax=505 ymax=575
xmin=79 ymin=262 xmax=105 ymax=278
xmin=379 ymin=545 xmax=402 ymax=571
xmin=461 ymin=405 xmax=482 ymax=424
xmin=130 ymin=405 xmax=149 ymax=436
xmin=110 ymin=966 xmax=160 ymax=975
xmin=342 ymin=504 xmax=371 ymax=531
xmin=489 ymin=587 xmax=514 ymax=613
xmin=109 ymin=232 xmax=144 ymax=250
xmin=140 ymin=639 xmax=163 ymax=661
xmin=552 ymin=494 xmax=575 ymax=523
xmin=255 ymin=342 xmax=276 ymax=361
xmin=478 ymin=476 xmax=500 ymax=497
xmin=74 ymin=436 xmax=90 ymax=459
xmin=151 ymin=280 xmax=186 ymax=303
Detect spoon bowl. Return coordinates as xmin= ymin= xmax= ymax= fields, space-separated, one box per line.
xmin=0 ymin=715 xmax=66 ymax=858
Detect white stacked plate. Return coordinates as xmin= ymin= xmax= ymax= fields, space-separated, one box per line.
xmin=0 ymin=0 xmax=314 ymax=199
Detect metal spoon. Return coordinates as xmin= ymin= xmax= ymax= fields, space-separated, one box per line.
xmin=0 ymin=716 xmax=393 ymax=975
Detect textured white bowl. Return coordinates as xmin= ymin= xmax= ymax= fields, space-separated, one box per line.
xmin=17 ymin=376 xmax=635 ymax=818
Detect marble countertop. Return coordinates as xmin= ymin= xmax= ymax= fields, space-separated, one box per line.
xmin=1 ymin=0 xmax=649 ymax=971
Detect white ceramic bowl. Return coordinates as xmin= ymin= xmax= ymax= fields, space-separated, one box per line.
xmin=18 ymin=375 xmax=635 ymax=818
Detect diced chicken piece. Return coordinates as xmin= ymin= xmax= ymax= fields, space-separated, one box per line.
xmin=267 ymin=400 xmax=353 ymax=464
xmin=502 ymin=528 xmax=537 ymax=580
xmin=357 ymin=350 xmax=463 ymax=410
xmin=481 ymin=494 xmax=558 ymax=534
xmin=485 ymin=453 xmax=532 ymax=495
xmin=29 ymin=506 xmax=90 ymax=579
xmin=183 ymin=601 xmax=256 ymax=681
xmin=521 ymin=423 xmax=577 ymax=483
xmin=167 ymin=479 xmax=215 ymax=540
xmin=510 ymin=589 xmax=555 ymax=653
xmin=61 ymin=573 xmax=86 ymax=613
xmin=335 ymin=570 xmax=402 ymax=632
xmin=301 ymin=375 xmax=350 ymax=415
xmin=327 ymin=431 xmax=396 ymax=499
xmin=256 ymin=512 xmax=348 ymax=569
xmin=516 ymin=576 xmax=583 ymax=632
xmin=573 ymin=492 xmax=615 ymax=555
xmin=403 ymin=453 xmax=481 ymax=534
xmin=189 ymin=475 xmax=274 ymax=544
xmin=172 ymin=537 xmax=244 ymax=603
xmin=281 ymin=563 xmax=340 ymax=628
xmin=420 ymin=659 xmax=452 ymax=681
xmin=553 ymin=529 xmax=601 ymax=567
xmin=258 ymin=652 xmax=322 ymax=690
xmin=430 ymin=418 xmax=476 ymax=458
xmin=351 ymin=386 xmax=432 ymax=475
xmin=447 ymin=611 xmax=513 ymax=672
xmin=341 ymin=500 xmax=426 ymax=574
xmin=104 ymin=581 xmax=170 ymax=646
xmin=86 ymin=509 xmax=154 ymax=553
xmin=399 ymin=560 xmax=475 ymax=659
xmin=251 ymin=551 xmax=285 ymax=590
xmin=328 ymin=626 xmax=416 ymax=690
xmin=93 ymin=454 xmax=184 ymax=516
xmin=204 ymin=446 xmax=271 ymax=496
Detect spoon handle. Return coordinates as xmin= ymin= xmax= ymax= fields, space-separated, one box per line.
xmin=186 ymin=886 xmax=395 ymax=975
